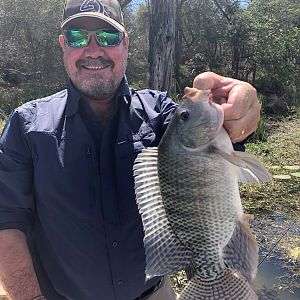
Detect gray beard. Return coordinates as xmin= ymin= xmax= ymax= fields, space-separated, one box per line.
xmin=75 ymin=75 xmax=120 ymax=100
xmin=67 ymin=56 xmax=127 ymax=100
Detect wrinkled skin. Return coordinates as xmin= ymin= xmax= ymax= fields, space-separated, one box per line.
xmin=59 ymin=18 xmax=129 ymax=102
xmin=193 ymin=72 xmax=260 ymax=143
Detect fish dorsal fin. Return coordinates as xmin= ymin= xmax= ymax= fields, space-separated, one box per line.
xmin=212 ymin=148 xmax=272 ymax=183
xmin=133 ymin=147 xmax=192 ymax=278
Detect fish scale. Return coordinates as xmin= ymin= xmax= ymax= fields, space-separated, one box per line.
xmin=159 ymin=152 xmax=239 ymax=266
xmin=134 ymin=87 xmax=272 ymax=299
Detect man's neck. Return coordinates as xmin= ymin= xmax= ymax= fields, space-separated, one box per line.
xmin=85 ymin=94 xmax=118 ymax=127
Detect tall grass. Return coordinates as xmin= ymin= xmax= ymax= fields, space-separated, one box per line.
xmin=249 ymin=94 xmax=267 ymax=142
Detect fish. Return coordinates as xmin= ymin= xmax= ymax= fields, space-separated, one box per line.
xmin=133 ymin=87 xmax=272 ymax=299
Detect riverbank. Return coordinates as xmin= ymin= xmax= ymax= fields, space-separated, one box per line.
xmin=241 ymin=116 xmax=300 ymax=217
xmin=244 ymin=116 xmax=300 ymax=299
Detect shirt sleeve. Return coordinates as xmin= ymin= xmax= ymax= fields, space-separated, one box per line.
xmin=157 ymin=93 xmax=178 ymax=133
xmin=0 ymin=110 xmax=34 ymax=234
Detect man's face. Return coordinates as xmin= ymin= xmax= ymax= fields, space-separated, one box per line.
xmin=59 ymin=18 xmax=129 ymax=100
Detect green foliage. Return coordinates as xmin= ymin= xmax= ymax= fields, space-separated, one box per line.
xmin=0 ymin=87 xmax=25 ymax=116
xmin=0 ymin=0 xmax=65 ymax=81
xmin=173 ymin=0 xmax=300 ymax=114
xmin=249 ymin=94 xmax=267 ymax=141
xmin=0 ymin=0 xmax=299 ymax=120
xmin=0 ymin=82 xmax=66 ymax=117
xmin=246 ymin=0 xmax=300 ymax=96
xmin=0 ymin=0 xmax=67 ymax=114
xmin=125 ymin=1 xmax=150 ymax=88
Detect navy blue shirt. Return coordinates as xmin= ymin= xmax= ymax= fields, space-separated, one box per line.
xmin=0 ymin=78 xmax=177 ymax=300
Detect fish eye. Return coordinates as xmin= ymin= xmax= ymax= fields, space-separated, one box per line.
xmin=179 ymin=110 xmax=190 ymax=121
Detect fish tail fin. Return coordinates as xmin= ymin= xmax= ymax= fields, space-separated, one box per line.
xmin=179 ymin=269 xmax=258 ymax=300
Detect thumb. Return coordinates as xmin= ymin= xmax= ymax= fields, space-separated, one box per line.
xmin=193 ymin=72 xmax=226 ymax=90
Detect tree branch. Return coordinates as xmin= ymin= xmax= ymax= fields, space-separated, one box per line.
xmin=212 ymin=0 xmax=231 ymax=22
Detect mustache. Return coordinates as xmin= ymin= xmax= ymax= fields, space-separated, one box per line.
xmin=76 ymin=57 xmax=114 ymax=68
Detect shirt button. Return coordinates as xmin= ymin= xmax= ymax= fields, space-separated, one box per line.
xmin=117 ymin=280 xmax=124 ymax=286
xmin=112 ymin=241 xmax=118 ymax=248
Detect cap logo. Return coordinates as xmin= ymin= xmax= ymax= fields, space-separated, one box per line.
xmin=80 ymin=0 xmax=107 ymax=14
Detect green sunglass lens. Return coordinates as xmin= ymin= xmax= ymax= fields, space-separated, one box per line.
xmin=65 ymin=29 xmax=122 ymax=47
xmin=96 ymin=31 xmax=121 ymax=46
xmin=66 ymin=30 xmax=89 ymax=47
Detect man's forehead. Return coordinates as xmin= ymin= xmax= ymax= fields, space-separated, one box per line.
xmin=64 ymin=17 xmax=115 ymax=30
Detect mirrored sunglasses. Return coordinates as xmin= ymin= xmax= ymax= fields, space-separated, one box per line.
xmin=64 ymin=29 xmax=124 ymax=47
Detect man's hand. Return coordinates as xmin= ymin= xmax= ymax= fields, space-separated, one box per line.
xmin=193 ymin=72 xmax=260 ymax=143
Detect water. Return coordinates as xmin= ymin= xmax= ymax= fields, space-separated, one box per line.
xmin=255 ymin=258 xmax=300 ymax=299
xmin=252 ymin=213 xmax=300 ymax=300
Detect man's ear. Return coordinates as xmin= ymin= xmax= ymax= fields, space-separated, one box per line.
xmin=59 ymin=34 xmax=66 ymax=50
xmin=124 ymin=33 xmax=129 ymax=50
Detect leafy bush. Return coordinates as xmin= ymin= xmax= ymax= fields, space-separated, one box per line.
xmin=248 ymin=94 xmax=267 ymax=142
xmin=0 ymin=82 xmax=66 ymax=117
xmin=0 ymin=87 xmax=25 ymax=116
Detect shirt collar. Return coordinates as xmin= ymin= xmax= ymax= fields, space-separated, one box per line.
xmin=65 ymin=76 xmax=132 ymax=117
xmin=118 ymin=76 xmax=132 ymax=104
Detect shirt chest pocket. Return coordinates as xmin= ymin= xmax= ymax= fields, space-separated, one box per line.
xmin=129 ymin=122 xmax=157 ymax=150
xmin=114 ymin=123 xmax=158 ymax=219
xmin=115 ymin=123 xmax=158 ymax=159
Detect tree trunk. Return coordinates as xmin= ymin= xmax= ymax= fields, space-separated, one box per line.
xmin=174 ymin=21 xmax=182 ymax=93
xmin=148 ymin=0 xmax=175 ymax=93
xmin=174 ymin=0 xmax=185 ymax=93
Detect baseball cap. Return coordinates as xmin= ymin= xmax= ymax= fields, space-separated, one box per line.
xmin=61 ymin=0 xmax=125 ymax=32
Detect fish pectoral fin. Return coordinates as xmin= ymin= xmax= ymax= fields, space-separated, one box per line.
xmin=223 ymin=214 xmax=258 ymax=283
xmin=213 ymin=148 xmax=272 ymax=183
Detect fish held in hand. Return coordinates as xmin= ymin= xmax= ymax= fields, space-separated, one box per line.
xmin=133 ymin=87 xmax=272 ymax=300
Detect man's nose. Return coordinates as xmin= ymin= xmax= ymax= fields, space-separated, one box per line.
xmin=84 ymin=35 xmax=104 ymax=57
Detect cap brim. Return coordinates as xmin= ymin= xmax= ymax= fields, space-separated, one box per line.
xmin=61 ymin=12 xmax=125 ymax=32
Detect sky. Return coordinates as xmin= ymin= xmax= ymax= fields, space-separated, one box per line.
xmin=131 ymin=0 xmax=145 ymax=10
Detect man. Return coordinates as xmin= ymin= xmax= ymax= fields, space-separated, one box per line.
xmin=0 ymin=0 xmax=260 ymax=299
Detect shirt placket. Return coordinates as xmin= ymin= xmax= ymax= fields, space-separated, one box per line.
xmin=98 ymin=110 xmax=130 ymax=300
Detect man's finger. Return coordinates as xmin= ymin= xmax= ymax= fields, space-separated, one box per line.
xmin=224 ymin=100 xmax=261 ymax=142
xmin=193 ymin=71 xmax=261 ymax=143
xmin=193 ymin=72 xmax=227 ymax=90
xmin=221 ymin=84 xmax=256 ymax=121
